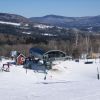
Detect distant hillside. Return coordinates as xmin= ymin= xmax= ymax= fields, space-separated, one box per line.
xmin=1 ymin=13 xmax=100 ymax=29
xmin=0 ymin=13 xmax=100 ymax=57
xmin=0 ymin=13 xmax=30 ymax=23
xmin=0 ymin=13 xmax=100 ymax=32
xmin=0 ymin=13 xmax=100 ymax=38
xmin=30 ymin=15 xmax=100 ymax=28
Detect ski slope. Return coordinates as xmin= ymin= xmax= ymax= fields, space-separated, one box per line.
xmin=0 ymin=21 xmax=20 ymax=26
xmin=0 ymin=59 xmax=100 ymax=100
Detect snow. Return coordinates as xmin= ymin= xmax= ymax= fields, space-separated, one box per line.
xmin=34 ymin=24 xmax=53 ymax=29
xmin=22 ymin=32 xmax=31 ymax=34
xmin=42 ymin=33 xmax=57 ymax=36
xmin=0 ymin=21 xmax=21 ymax=26
xmin=0 ymin=58 xmax=100 ymax=100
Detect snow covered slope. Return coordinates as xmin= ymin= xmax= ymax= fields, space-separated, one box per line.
xmin=34 ymin=24 xmax=53 ymax=29
xmin=0 ymin=21 xmax=20 ymax=26
xmin=0 ymin=59 xmax=100 ymax=100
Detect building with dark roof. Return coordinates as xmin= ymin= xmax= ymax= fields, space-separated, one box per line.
xmin=29 ymin=48 xmax=45 ymax=59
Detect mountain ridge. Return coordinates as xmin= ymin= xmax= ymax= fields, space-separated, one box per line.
xmin=0 ymin=12 xmax=30 ymax=24
xmin=0 ymin=12 xmax=100 ymax=28
xmin=30 ymin=14 xmax=100 ymax=28
xmin=0 ymin=13 xmax=100 ymax=36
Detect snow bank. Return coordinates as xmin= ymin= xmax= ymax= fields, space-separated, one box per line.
xmin=0 ymin=59 xmax=100 ymax=100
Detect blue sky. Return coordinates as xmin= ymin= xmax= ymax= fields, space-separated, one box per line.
xmin=0 ymin=0 xmax=100 ymax=17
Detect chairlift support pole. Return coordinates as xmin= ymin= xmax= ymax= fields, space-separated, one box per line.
xmin=26 ymin=66 xmax=27 ymax=74
xmin=97 ymin=67 xmax=99 ymax=80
